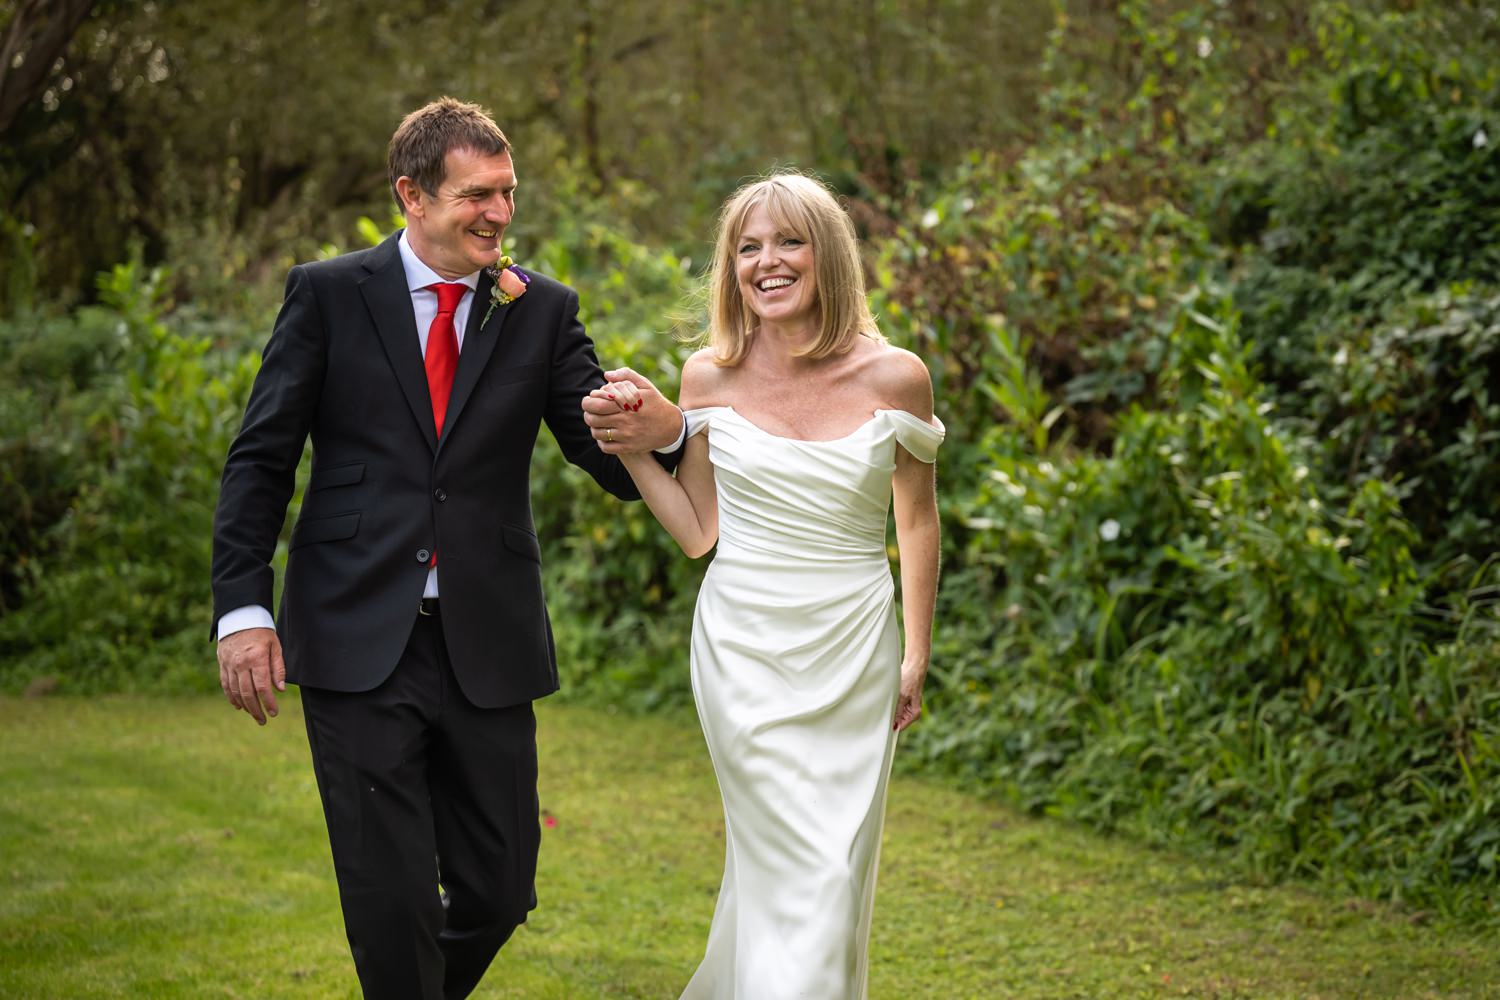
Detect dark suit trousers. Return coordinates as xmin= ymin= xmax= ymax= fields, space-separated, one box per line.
xmin=300 ymin=611 xmax=540 ymax=1000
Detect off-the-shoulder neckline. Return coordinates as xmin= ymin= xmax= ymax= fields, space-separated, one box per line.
xmin=685 ymin=405 xmax=939 ymax=445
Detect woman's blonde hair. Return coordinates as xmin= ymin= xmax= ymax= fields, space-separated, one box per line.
xmin=705 ymin=173 xmax=880 ymax=366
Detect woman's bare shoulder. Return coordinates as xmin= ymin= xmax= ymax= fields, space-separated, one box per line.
xmin=680 ymin=347 xmax=735 ymax=410
xmin=863 ymin=343 xmax=934 ymax=419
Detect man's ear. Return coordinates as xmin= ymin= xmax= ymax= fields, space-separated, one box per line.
xmin=395 ymin=176 xmax=425 ymax=219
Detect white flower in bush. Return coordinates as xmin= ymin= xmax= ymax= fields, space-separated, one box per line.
xmin=1099 ymin=518 xmax=1121 ymax=542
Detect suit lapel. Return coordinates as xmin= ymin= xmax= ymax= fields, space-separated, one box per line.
xmin=360 ymin=234 xmax=439 ymax=452
xmin=438 ymin=268 xmax=513 ymax=456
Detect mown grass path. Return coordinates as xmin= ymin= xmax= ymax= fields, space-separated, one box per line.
xmin=2 ymin=694 xmax=1495 ymax=998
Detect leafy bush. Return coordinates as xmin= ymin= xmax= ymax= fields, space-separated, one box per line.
xmin=868 ymin=146 xmax=1214 ymax=452
xmin=0 ymin=259 xmax=258 ymax=692
xmin=900 ymin=290 xmax=1499 ymax=914
xmin=0 ymin=297 xmax=128 ymax=611
xmin=522 ymin=197 xmax=707 ymax=708
xmin=1308 ymin=285 xmax=1500 ymax=570
xmin=1209 ymin=35 xmax=1500 ymax=569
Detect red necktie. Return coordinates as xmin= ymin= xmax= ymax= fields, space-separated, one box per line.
xmin=424 ymin=282 xmax=465 ymax=440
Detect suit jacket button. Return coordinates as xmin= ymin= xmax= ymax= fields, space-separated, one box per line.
xmin=433 ymin=488 xmax=447 ymax=502
xmin=416 ymin=548 xmax=431 ymax=563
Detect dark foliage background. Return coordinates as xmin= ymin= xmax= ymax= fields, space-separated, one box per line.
xmin=2 ymin=0 xmax=1497 ymax=919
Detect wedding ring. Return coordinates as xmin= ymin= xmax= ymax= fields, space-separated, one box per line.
xmin=606 ymin=428 xmax=615 ymax=443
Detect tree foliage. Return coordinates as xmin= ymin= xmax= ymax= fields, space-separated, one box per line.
xmin=0 ymin=0 xmax=1053 ymax=306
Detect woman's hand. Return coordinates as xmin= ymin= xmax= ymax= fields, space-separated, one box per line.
xmin=892 ymin=659 xmax=927 ymax=732
xmin=590 ymin=379 xmax=642 ymax=412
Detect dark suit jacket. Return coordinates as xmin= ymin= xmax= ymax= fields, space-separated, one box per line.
xmin=211 ymin=231 xmax=651 ymax=708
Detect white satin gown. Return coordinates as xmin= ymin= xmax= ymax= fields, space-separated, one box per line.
xmin=678 ymin=406 xmax=945 ymax=1000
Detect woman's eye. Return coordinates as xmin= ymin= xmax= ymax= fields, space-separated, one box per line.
xmin=739 ymin=243 xmax=759 ymax=254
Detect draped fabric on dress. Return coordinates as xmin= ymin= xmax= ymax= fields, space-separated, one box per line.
xmin=678 ymin=407 xmax=944 ymax=1000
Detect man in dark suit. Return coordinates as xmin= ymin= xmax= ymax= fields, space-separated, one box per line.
xmin=210 ymin=97 xmax=682 ymax=1000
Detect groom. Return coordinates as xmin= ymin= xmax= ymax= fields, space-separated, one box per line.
xmin=210 ymin=97 xmax=682 ymax=999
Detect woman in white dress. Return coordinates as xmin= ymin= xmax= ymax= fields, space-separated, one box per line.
xmin=596 ymin=173 xmax=942 ymax=999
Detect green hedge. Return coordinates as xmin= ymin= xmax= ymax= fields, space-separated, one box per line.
xmin=901 ymin=291 xmax=1499 ymax=912
xmin=0 ymin=259 xmax=260 ymax=691
xmin=863 ymin=5 xmax=1499 ymax=915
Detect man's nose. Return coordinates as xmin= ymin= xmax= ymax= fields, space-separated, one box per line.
xmin=484 ymin=197 xmax=511 ymax=222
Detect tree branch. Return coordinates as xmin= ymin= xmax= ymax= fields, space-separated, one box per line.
xmin=0 ymin=0 xmax=98 ymax=141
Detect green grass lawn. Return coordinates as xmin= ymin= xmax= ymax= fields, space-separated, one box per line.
xmin=1 ymin=694 xmax=1495 ymax=999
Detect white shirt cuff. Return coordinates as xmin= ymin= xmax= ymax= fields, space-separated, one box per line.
xmin=217 ymin=605 xmax=275 ymax=640
xmin=654 ymin=412 xmax=688 ymax=455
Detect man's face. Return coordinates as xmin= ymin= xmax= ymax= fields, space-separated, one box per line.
xmin=400 ymin=147 xmax=516 ymax=280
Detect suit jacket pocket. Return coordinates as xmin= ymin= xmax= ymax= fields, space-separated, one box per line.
xmin=501 ymin=523 xmax=541 ymax=563
xmin=290 ymin=511 xmax=361 ymax=550
xmin=309 ymin=461 xmax=365 ymax=492
xmin=490 ymin=362 xmax=547 ymax=387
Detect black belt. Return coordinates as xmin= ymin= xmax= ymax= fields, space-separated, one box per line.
xmin=418 ymin=597 xmax=441 ymax=616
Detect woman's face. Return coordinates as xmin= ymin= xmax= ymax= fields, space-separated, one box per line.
xmin=734 ymin=202 xmax=817 ymax=328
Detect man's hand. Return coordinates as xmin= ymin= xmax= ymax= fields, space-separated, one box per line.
xmin=581 ymin=367 xmax=684 ymax=454
xmin=217 ymin=627 xmax=286 ymax=725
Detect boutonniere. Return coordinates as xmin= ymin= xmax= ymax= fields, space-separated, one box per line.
xmin=482 ymin=255 xmax=530 ymax=325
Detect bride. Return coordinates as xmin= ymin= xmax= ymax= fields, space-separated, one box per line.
xmin=595 ymin=172 xmax=942 ymax=999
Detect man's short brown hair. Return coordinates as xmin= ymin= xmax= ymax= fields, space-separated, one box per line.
xmin=388 ymin=97 xmax=511 ymax=210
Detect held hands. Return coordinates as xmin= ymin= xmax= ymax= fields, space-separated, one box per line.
xmin=589 ymin=377 xmax=644 ymax=413
xmin=217 ymin=627 xmax=286 ymax=725
xmin=580 ymin=367 xmax=683 ymax=455
xmin=893 ymin=659 xmax=927 ymax=732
